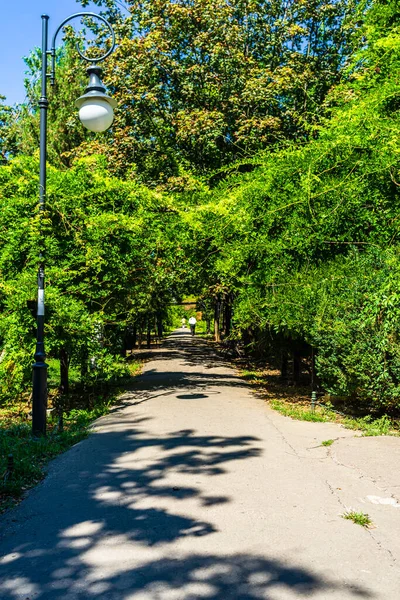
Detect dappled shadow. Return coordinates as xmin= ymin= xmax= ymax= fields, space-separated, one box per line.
xmin=0 ymin=549 xmax=375 ymax=599
xmin=130 ymin=329 xmax=227 ymax=367
xmin=134 ymin=369 xmax=245 ymax=388
xmin=118 ymin=330 xmax=251 ymax=411
xmin=0 ymin=421 xmax=267 ymax=598
xmin=0 ymin=418 xmax=375 ymax=599
xmin=0 ymin=332 xmax=377 ymax=599
xmin=244 ymin=368 xmax=311 ymax=405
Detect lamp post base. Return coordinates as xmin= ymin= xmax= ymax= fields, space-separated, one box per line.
xmin=32 ymin=360 xmax=48 ymax=437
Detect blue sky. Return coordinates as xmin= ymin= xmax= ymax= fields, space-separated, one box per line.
xmin=0 ymin=0 xmax=109 ymax=105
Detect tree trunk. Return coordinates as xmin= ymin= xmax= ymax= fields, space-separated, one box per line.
xmin=132 ymin=325 xmax=137 ymax=349
xmin=146 ymin=321 xmax=151 ymax=349
xmin=311 ymin=346 xmax=320 ymax=391
xmin=220 ymin=300 xmax=225 ymax=337
xmin=242 ymin=328 xmax=251 ymax=352
xmin=157 ymin=312 xmax=163 ymax=338
xmin=60 ymin=347 xmax=69 ymax=395
xmin=138 ymin=328 xmax=143 ymax=349
xmin=293 ymin=349 xmax=301 ymax=384
xmin=214 ymin=300 xmax=221 ymax=342
xmin=120 ymin=331 xmax=127 ymax=358
xmin=281 ymin=350 xmax=288 ymax=381
xmin=206 ymin=319 xmax=211 ymax=335
xmin=224 ymin=301 xmax=232 ymax=337
xmin=81 ymin=346 xmax=88 ymax=383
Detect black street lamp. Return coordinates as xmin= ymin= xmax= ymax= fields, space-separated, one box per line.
xmin=32 ymin=13 xmax=116 ymax=436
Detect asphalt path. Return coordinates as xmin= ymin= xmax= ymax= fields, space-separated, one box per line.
xmin=1 ymin=330 xmax=399 ymax=599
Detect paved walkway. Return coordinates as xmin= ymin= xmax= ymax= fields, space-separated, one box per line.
xmin=1 ymin=330 xmax=400 ymax=599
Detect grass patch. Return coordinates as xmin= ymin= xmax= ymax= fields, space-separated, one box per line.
xmin=321 ymin=439 xmax=335 ymax=447
xmin=0 ymin=406 xmax=108 ymax=512
xmin=270 ymin=400 xmax=332 ymax=423
xmin=271 ymin=399 xmax=399 ymax=435
xmin=343 ymin=414 xmax=395 ymax=436
xmin=239 ymin=366 xmax=399 ymax=436
xmin=241 ymin=370 xmax=266 ymax=384
xmin=342 ymin=510 xmax=373 ymax=528
xmin=0 ymin=360 xmax=142 ymax=514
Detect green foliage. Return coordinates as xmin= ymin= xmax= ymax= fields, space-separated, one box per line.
xmin=0 ymin=155 xmax=186 ymax=401
xmin=2 ymin=44 xmax=89 ymax=167
xmin=343 ymin=414 xmax=396 ymax=436
xmin=2 ymin=0 xmax=363 ymax=182
xmin=182 ymin=0 xmax=400 ymax=412
xmin=86 ymin=350 xmax=132 ymax=384
xmin=1 ymin=0 xmax=400 ymax=421
xmin=0 ymin=96 xmax=18 ymax=163
xmin=321 ymin=439 xmax=335 ymax=447
xmin=270 ymin=400 xmax=331 ymax=423
xmin=342 ymin=511 xmax=372 ymax=528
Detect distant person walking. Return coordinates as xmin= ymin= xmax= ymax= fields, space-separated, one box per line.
xmin=189 ymin=316 xmax=197 ymax=336
xmin=181 ymin=317 xmax=187 ymax=328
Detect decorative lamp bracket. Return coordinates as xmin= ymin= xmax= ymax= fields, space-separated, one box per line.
xmin=49 ymin=12 xmax=116 ymax=87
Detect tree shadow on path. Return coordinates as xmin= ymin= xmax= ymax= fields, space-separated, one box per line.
xmin=0 ymin=332 xmax=376 ymax=599
xmin=0 ymin=421 xmax=375 ymax=599
xmin=122 ymin=330 xmax=249 ymax=406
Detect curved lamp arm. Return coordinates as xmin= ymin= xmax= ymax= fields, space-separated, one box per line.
xmin=49 ymin=12 xmax=116 ymax=85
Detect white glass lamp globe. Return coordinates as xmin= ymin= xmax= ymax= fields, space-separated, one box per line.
xmin=78 ymin=98 xmax=114 ymax=132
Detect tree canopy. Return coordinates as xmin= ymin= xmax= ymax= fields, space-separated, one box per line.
xmin=1 ymin=0 xmax=400 ymax=413
xmin=6 ymin=0 xmax=362 ymax=182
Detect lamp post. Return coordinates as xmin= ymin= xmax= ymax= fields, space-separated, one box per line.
xmin=32 ymin=13 xmax=116 ymax=436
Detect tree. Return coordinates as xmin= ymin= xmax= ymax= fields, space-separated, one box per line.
xmin=5 ymin=43 xmax=91 ymax=167
xmin=0 ymin=96 xmax=19 ymax=163
xmin=2 ymin=0 xmax=360 ymax=183
xmin=0 ymin=154 xmax=188 ymax=399
xmin=177 ymin=0 xmax=400 ymax=410
xmin=85 ymin=0 xmax=361 ymax=181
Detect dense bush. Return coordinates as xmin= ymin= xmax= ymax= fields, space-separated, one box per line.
xmin=184 ymin=0 xmax=400 ymax=411
xmin=0 ymin=155 xmax=187 ymax=401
